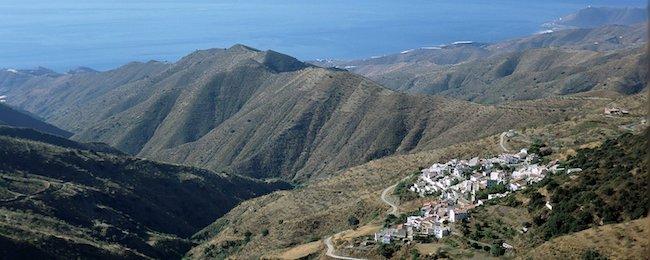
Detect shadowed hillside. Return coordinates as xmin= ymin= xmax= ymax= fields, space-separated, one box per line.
xmin=0 ymin=127 xmax=290 ymax=259
xmin=0 ymin=103 xmax=72 ymax=138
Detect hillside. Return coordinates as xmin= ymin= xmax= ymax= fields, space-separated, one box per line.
xmin=0 ymin=103 xmax=72 ymax=138
xmin=0 ymin=61 xmax=170 ymax=126
xmin=386 ymin=45 xmax=647 ymax=103
xmin=0 ymin=45 xmax=577 ymax=182
xmin=185 ymin=92 xmax=646 ymax=259
xmin=0 ymin=127 xmax=290 ymax=259
xmin=460 ymin=127 xmax=648 ymax=259
xmin=491 ymin=24 xmax=647 ymax=52
xmin=544 ymin=6 xmax=647 ymax=29
xmin=312 ymin=22 xmax=646 ymax=76
xmin=523 ymin=217 xmax=649 ymax=260
xmin=312 ymin=17 xmax=647 ymax=104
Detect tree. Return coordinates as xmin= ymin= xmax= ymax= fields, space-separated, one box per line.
xmin=410 ymin=248 xmax=420 ymax=260
xmin=378 ymin=244 xmax=400 ymax=258
xmin=582 ymin=249 xmax=608 ymax=260
xmin=348 ymin=216 xmax=360 ymax=227
xmin=384 ymin=214 xmax=398 ymax=227
xmin=244 ymin=231 xmax=253 ymax=243
xmin=490 ymin=244 xmax=505 ymax=256
xmin=261 ymin=229 xmax=269 ymax=236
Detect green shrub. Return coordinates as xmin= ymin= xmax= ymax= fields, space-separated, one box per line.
xmin=582 ymin=249 xmax=608 ymax=260
xmin=348 ymin=216 xmax=360 ymax=227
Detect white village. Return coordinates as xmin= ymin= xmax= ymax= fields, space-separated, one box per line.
xmin=374 ymin=147 xmax=577 ymax=245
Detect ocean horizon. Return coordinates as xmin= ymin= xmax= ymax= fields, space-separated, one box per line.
xmin=0 ymin=0 xmax=646 ymax=72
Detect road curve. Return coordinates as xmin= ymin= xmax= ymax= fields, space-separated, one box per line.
xmin=323 ymin=177 xmax=408 ymax=259
xmin=380 ymin=182 xmax=400 ymax=215
xmin=324 ymin=236 xmax=366 ymax=260
xmin=499 ymin=132 xmax=510 ymax=153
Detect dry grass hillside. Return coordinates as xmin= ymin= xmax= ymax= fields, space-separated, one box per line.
xmin=185 ymin=92 xmax=646 ymax=259
xmin=522 ymin=217 xmax=649 ymax=260
xmin=367 ymin=45 xmax=647 ymax=103
xmin=186 ymin=136 xmax=506 ymax=259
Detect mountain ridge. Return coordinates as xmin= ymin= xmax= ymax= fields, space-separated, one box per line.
xmin=0 ymin=44 xmax=580 ymax=182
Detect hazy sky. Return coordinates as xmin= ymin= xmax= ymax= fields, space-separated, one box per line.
xmin=0 ymin=0 xmax=646 ymax=71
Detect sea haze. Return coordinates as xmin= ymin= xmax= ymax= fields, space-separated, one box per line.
xmin=0 ymin=0 xmax=646 ymax=71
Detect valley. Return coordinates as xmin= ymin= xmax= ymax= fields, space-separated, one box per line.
xmin=0 ymin=126 xmax=290 ymax=259
xmin=0 ymin=4 xmax=647 ymax=260
xmin=0 ymin=45 xmax=579 ymax=183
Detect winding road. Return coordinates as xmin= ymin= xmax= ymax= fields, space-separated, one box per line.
xmin=324 ymin=236 xmax=365 ymax=260
xmin=499 ymin=132 xmax=510 ymax=153
xmin=324 ymin=176 xmax=408 ymax=259
xmin=380 ymin=181 xmax=400 ymax=215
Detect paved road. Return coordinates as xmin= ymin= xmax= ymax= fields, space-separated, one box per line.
xmin=499 ymin=132 xmax=510 ymax=153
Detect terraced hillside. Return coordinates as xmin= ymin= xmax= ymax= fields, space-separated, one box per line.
xmin=0 ymin=128 xmax=289 ymax=259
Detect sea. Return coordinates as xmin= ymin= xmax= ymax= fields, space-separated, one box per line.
xmin=0 ymin=0 xmax=646 ymax=71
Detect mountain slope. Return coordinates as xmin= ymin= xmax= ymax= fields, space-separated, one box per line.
xmin=0 ymin=127 xmax=290 ymax=259
xmin=0 ymin=45 xmax=576 ymax=182
xmin=387 ymin=45 xmax=647 ymax=103
xmin=0 ymin=61 xmax=170 ymax=133
xmin=491 ymin=24 xmax=647 ymax=52
xmin=523 ymin=217 xmax=649 ymax=260
xmin=544 ymin=6 xmax=647 ymax=29
xmin=0 ymin=103 xmax=72 ymax=137
xmin=315 ymin=20 xmax=647 ymax=104
xmin=185 ymin=92 xmax=646 ymax=259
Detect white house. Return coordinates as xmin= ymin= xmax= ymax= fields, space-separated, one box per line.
xmin=449 ymin=209 xmax=468 ymax=222
xmin=433 ymin=225 xmax=450 ymax=239
xmin=545 ymin=201 xmax=553 ymax=210
xmin=567 ymin=168 xmax=583 ymax=174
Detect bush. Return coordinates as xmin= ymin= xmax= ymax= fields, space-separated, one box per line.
xmin=394 ymin=177 xmax=419 ymax=201
xmin=378 ymin=244 xmax=400 ymax=258
xmin=537 ymin=132 xmax=648 ymax=240
xmin=490 ymin=244 xmax=505 ymax=256
xmin=348 ymin=216 xmax=360 ymax=227
xmin=261 ymin=229 xmax=269 ymax=236
xmin=582 ymin=249 xmax=608 ymax=260
xmin=410 ymin=248 xmax=420 ymax=260
xmin=244 ymin=231 xmax=253 ymax=243
xmin=384 ymin=214 xmax=398 ymax=227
